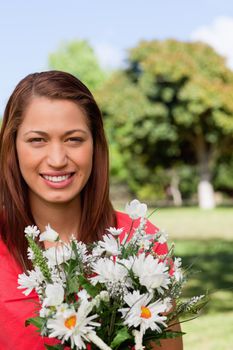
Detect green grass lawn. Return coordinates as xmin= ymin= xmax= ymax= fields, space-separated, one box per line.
xmin=114 ymin=204 xmax=233 ymax=349
xmin=150 ymin=207 xmax=233 ymax=350
xmin=149 ymin=206 xmax=233 ymax=240
xmin=181 ymin=312 xmax=233 ymax=350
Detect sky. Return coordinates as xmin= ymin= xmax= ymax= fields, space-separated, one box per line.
xmin=1 ymin=0 xmax=233 ymax=114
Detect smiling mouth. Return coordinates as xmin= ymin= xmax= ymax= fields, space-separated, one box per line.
xmin=40 ymin=173 xmax=74 ymax=183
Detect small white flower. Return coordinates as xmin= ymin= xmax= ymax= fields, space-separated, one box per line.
xmin=27 ymin=247 xmax=35 ymax=260
xmin=40 ymin=306 xmax=52 ymax=318
xmin=173 ymin=257 xmax=183 ymax=282
xmin=43 ymin=283 xmax=65 ymax=306
xmin=163 ymin=297 xmax=173 ymax=312
xmin=56 ymin=303 xmax=71 ymax=315
xmin=99 ymin=291 xmax=110 ymax=302
xmin=93 ymin=291 xmax=110 ymax=308
xmin=24 ymin=225 xmax=40 ymax=239
xmin=43 ymin=245 xmax=74 ymax=266
xmin=184 ymin=295 xmax=205 ymax=311
xmin=98 ymin=234 xmax=121 ymax=256
xmin=125 ymin=199 xmax=147 ymax=220
xmin=120 ymin=291 xmax=167 ymax=335
xmin=47 ymin=300 xmax=100 ymax=349
xmin=50 ymin=266 xmax=66 ymax=286
xmin=18 ymin=267 xmax=44 ymax=296
xmin=157 ymin=229 xmax=169 ymax=244
xmin=39 ymin=224 xmax=59 ymax=242
xmin=106 ymin=227 xmax=124 ymax=236
xmin=78 ymin=289 xmax=90 ymax=301
xmin=75 ymin=241 xmax=89 ymax=262
xmin=92 ymin=245 xmax=104 ymax=257
xmin=136 ymin=234 xmax=154 ymax=250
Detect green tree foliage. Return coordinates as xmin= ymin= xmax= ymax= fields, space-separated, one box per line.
xmin=98 ymin=40 xmax=233 ymax=206
xmin=49 ymin=40 xmax=108 ymax=92
xmin=214 ymin=155 xmax=233 ymax=195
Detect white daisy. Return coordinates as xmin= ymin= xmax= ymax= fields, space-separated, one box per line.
xmin=106 ymin=227 xmax=124 ymax=236
xmin=17 ymin=266 xmax=44 ymax=296
xmin=125 ymin=199 xmax=148 ymax=220
xmin=90 ymin=258 xmax=129 ymax=286
xmin=98 ymin=234 xmax=121 ymax=256
xmin=130 ymin=253 xmax=170 ymax=293
xmin=47 ymin=300 xmax=100 ymax=349
xmin=24 ymin=225 xmax=40 ymax=239
xmin=119 ymin=291 xmax=167 ymax=334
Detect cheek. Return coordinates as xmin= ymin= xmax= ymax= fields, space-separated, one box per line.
xmin=78 ymin=143 xmax=93 ymax=174
xmin=16 ymin=143 xmax=40 ymax=173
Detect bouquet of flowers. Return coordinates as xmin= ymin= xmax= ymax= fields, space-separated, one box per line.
xmin=18 ymin=200 xmax=207 ymax=350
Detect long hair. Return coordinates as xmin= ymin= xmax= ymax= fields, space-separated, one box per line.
xmin=0 ymin=70 xmax=116 ymax=269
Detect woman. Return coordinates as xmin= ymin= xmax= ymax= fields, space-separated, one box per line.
xmin=0 ymin=70 xmax=183 ymax=349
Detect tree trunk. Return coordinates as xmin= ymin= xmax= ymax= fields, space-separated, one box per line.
xmin=170 ymin=171 xmax=183 ymax=207
xmin=196 ymin=135 xmax=215 ymax=209
xmin=198 ymin=179 xmax=215 ymax=209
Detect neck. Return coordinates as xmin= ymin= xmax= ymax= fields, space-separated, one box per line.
xmin=29 ymin=194 xmax=81 ymax=242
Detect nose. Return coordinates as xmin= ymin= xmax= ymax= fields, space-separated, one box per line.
xmin=46 ymin=143 xmax=68 ymax=168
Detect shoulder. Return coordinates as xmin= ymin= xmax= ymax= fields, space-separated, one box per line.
xmin=115 ymin=210 xmax=159 ymax=234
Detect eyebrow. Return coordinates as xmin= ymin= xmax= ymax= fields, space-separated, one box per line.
xmin=24 ymin=129 xmax=88 ymax=136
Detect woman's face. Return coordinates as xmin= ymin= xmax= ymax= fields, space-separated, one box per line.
xmin=16 ymin=97 xmax=93 ymax=207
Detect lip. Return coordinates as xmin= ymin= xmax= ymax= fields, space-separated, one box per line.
xmin=40 ymin=172 xmax=75 ymax=189
xmin=40 ymin=171 xmax=75 ymax=176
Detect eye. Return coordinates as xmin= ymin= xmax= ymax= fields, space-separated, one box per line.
xmin=66 ymin=137 xmax=84 ymax=143
xmin=28 ymin=137 xmax=46 ymax=143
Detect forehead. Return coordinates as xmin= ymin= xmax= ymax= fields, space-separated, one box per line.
xmin=19 ymin=97 xmax=90 ymax=131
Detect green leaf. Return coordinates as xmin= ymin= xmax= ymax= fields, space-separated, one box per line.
xmin=45 ymin=344 xmax=64 ymax=350
xmin=159 ymin=330 xmax=185 ymax=339
xmin=110 ymin=327 xmax=132 ymax=348
xmin=144 ymin=330 xmax=185 ymax=342
xmin=77 ymin=275 xmax=100 ymax=297
xmin=25 ymin=316 xmax=45 ymax=329
xmin=66 ymin=275 xmax=80 ymax=295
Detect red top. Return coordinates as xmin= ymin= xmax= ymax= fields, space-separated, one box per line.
xmin=0 ymin=212 xmax=167 ymax=350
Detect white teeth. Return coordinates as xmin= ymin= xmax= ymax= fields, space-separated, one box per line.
xmin=43 ymin=174 xmax=71 ymax=183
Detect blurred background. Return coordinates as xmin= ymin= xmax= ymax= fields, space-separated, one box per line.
xmin=0 ymin=1 xmax=232 ymax=348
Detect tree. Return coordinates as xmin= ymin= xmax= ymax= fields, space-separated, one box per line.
xmin=49 ymin=40 xmax=108 ymax=92
xmin=98 ymin=40 xmax=233 ymax=208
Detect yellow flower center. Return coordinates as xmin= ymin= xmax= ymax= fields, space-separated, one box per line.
xmin=140 ymin=306 xmax=152 ymax=319
xmin=64 ymin=315 xmax=77 ymax=329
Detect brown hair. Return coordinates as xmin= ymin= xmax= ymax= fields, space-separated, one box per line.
xmin=0 ymin=70 xmax=116 ymax=269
